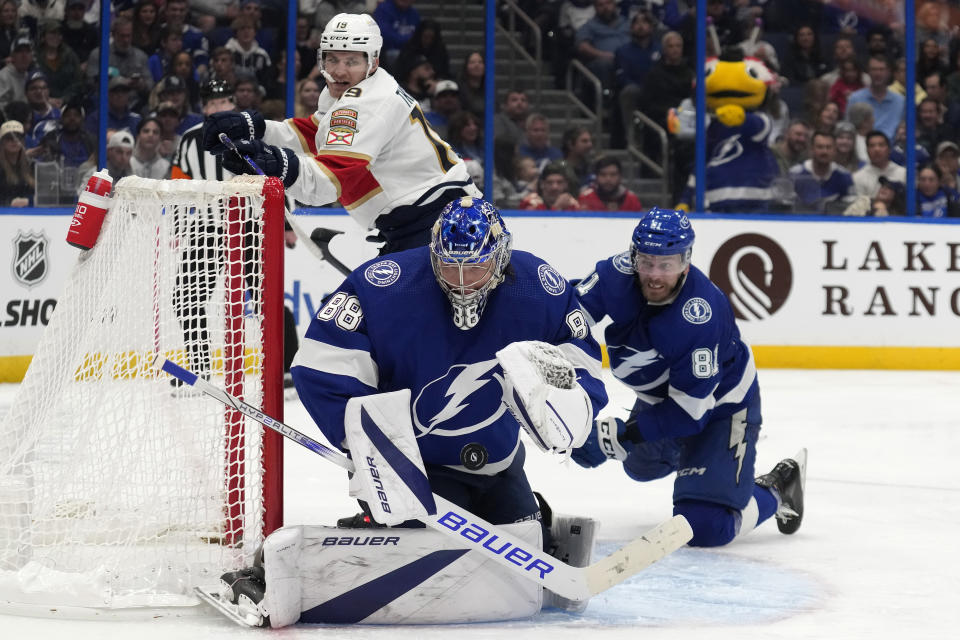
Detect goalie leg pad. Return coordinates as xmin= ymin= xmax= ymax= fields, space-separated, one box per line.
xmin=344 ymin=390 xmax=436 ymax=526
xmin=259 ymin=522 xmax=543 ymax=626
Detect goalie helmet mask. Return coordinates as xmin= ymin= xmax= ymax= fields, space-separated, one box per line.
xmin=319 ymin=13 xmax=383 ymax=83
xmin=431 ymin=197 xmax=512 ymax=330
xmin=631 ymin=207 xmax=695 ymax=297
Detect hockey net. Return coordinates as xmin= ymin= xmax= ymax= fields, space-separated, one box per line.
xmin=0 ymin=176 xmax=284 ymax=611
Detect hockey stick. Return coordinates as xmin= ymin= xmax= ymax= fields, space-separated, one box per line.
xmin=219 ymin=133 xmax=265 ymax=176
xmin=309 ymin=227 xmax=352 ymax=276
xmin=154 ymin=356 xmax=692 ymax=601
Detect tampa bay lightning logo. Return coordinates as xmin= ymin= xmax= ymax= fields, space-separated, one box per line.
xmin=364 ymin=260 xmax=401 ymax=287
xmin=538 ymin=263 xmax=566 ymax=296
xmin=708 ymin=134 xmax=744 ymax=168
xmin=682 ymin=297 xmax=712 ymax=324
xmin=412 ymin=360 xmax=507 ymax=437
xmin=612 ymin=251 xmax=633 ymax=275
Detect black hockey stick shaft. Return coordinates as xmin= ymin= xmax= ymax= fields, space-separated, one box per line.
xmin=309 ymin=227 xmax=352 ymax=276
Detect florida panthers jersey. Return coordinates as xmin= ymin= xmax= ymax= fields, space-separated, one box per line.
xmin=291 ymin=248 xmax=608 ymax=475
xmin=262 ymin=68 xmax=480 ymax=230
xmin=575 ymin=253 xmax=758 ymax=441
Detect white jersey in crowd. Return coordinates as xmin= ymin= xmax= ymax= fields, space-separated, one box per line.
xmin=262 ymin=67 xmax=480 ymax=230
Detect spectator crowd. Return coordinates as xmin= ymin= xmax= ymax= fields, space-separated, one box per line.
xmin=0 ymin=0 xmax=957 ymax=217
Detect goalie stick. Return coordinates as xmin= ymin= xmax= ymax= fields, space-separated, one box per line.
xmin=154 ymin=356 xmax=692 ymax=602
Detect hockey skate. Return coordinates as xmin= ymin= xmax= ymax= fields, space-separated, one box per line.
xmin=195 ymin=566 xmax=269 ymax=628
xmin=755 ymin=448 xmax=807 ymax=535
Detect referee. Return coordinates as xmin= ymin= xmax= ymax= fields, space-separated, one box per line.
xmin=171 ymin=79 xmax=237 ymax=180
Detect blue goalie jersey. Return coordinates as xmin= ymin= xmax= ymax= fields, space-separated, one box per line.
xmin=576 ymin=252 xmax=758 ymax=441
xmin=291 ymin=247 xmax=608 ymax=475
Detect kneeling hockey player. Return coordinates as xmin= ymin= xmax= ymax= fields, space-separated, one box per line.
xmin=571 ymin=207 xmax=806 ymax=547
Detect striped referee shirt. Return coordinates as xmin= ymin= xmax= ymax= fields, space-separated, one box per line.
xmin=171 ymin=122 xmax=232 ymax=181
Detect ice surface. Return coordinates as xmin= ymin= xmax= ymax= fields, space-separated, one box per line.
xmin=1 ymin=369 xmax=958 ymax=639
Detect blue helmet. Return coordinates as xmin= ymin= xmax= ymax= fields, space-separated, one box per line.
xmin=430 ymin=197 xmax=512 ymax=330
xmin=631 ymin=207 xmax=695 ymax=262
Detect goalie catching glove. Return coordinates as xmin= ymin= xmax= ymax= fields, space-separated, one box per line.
xmin=201 ymin=109 xmax=266 ymax=153
xmin=571 ymin=416 xmax=643 ymax=468
xmin=496 ymin=341 xmax=592 ymax=454
xmin=221 ymin=139 xmax=300 ymax=188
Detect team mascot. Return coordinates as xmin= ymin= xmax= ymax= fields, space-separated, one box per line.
xmin=672 ymin=47 xmax=780 ymax=213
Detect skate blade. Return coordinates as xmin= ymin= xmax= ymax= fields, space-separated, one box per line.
xmin=194 ymin=586 xmax=264 ymax=628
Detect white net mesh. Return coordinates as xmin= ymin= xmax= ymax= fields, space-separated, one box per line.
xmin=0 ymin=176 xmax=281 ymax=610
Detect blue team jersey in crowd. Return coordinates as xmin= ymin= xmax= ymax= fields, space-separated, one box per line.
xmin=291 ymin=247 xmax=608 ymax=475
xmin=575 ymin=252 xmax=758 ymax=441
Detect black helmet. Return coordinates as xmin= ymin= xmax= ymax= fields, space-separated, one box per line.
xmin=200 ymin=79 xmax=234 ymax=104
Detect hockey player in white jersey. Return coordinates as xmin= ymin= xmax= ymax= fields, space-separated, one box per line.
xmin=200 ymin=13 xmax=481 ymax=254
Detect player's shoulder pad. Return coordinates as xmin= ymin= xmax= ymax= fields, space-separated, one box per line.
xmin=509 ymin=250 xmax=569 ymax=298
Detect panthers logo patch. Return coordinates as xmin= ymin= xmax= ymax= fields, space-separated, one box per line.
xmin=364 ymin=260 xmax=401 ymax=287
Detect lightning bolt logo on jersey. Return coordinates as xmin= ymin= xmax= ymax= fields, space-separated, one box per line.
xmin=290 ymin=247 xmax=608 ymax=475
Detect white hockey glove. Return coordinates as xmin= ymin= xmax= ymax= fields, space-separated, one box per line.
xmin=496 ymin=341 xmax=592 ymax=454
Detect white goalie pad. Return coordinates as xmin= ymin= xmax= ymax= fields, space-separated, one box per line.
xmin=260 ymin=522 xmax=543 ymax=626
xmin=344 ymin=389 xmax=435 ymax=526
xmin=496 ymin=341 xmax=592 ymax=453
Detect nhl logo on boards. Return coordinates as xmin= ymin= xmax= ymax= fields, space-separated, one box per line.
xmin=12 ymin=231 xmax=48 ymax=288
xmin=538 ymin=264 xmax=566 ymax=296
xmin=364 ymin=260 xmax=401 ymax=287
xmin=612 ymin=251 xmax=633 ymax=275
xmin=682 ymin=297 xmax=712 ymax=324
xmin=460 ymin=443 xmax=488 ymax=471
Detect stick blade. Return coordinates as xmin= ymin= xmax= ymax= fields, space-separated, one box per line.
xmin=585 ymin=514 xmax=693 ymax=596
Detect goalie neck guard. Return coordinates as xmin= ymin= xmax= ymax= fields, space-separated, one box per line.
xmin=430 ymin=197 xmax=512 ymax=331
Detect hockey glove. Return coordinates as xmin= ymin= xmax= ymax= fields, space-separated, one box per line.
xmin=202 ymin=109 xmax=266 ymax=153
xmin=222 ymin=139 xmax=300 ymax=188
xmin=571 ymin=416 xmax=643 ymax=468
xmin=497 ymin=341 xmax=592 ymax=454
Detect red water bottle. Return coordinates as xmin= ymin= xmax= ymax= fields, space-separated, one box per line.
xmin=67 ymin=169 xmax=113 ymax=250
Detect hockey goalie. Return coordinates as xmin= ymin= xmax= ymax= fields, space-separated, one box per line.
xmin=190 ymin=197 xmax=690 ymax=627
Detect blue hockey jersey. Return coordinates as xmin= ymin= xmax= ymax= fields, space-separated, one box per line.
xmin=291 ymin=247 xmax=608 ymax=475
xmin=575 ymin=253 xmax=758 ymax=441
